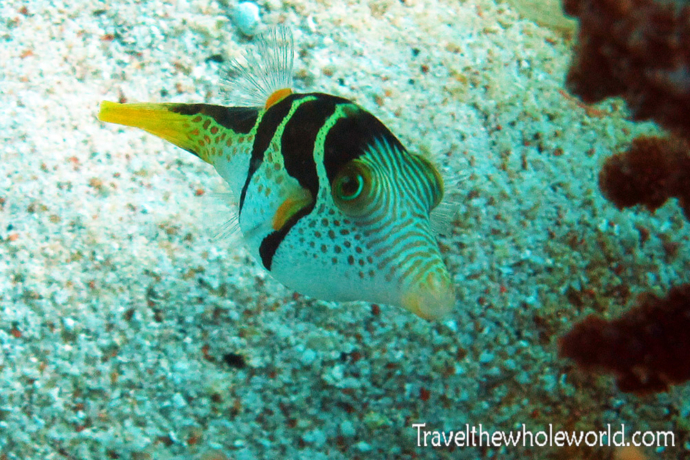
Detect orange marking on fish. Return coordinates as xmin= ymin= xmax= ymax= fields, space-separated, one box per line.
xmin=265 ymin=88 xmax=293 ymax=109
xmin=272 ymin=190 xmax=313 ymax=231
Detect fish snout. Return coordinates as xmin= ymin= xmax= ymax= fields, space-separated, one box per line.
xmin=400 ymin=269 xmax=455 ymax=320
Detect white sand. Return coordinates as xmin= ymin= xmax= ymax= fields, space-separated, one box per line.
xmin=1 ymin=0 xmax=688 ymax=458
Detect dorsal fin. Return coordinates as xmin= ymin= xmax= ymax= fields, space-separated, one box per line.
xmin=224 ymin=26 xmax=295 ymax=107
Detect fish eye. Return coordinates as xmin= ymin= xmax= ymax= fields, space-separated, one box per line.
xmin=332 ymin=161 xmax=373 ymax=215
xmin=337 ymin=174 xmax=363 ymax=200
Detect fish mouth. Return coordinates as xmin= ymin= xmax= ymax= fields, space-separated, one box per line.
xmin=400 ymin=270 xmax=456 ymax=320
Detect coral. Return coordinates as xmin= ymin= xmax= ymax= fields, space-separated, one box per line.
xmin=563 ymin=0 xmax=690 ymax=140
xmin=599 ymin=135 xmax=690 ymax=219
xmin=558 ymin=284 xmax=690 ymax=394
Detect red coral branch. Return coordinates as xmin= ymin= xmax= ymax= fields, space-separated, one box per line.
xmin=563 ymin=0 xmax=690 ymax=140
xmin=558 ymin=284 xmax=690 ymax=394
xmin=599 ymin=135 xmax=690 ymax=218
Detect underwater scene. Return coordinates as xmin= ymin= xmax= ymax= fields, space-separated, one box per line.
xmin=2 ymin=0 xmax=690 ymax=458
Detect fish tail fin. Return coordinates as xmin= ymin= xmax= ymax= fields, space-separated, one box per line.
xmin=98 ymin=101 xmax=260 ymax=164
xmin=98 ymin=101 xmax=214 ymax=163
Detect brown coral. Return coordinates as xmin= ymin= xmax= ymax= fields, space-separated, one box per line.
xmin=599 ymin=135 xmax=690 ymax=218
xmin=558 ymin=284 xmax=690 ymax=394
xmin=563 ymin=0 xmax=690 ymax=141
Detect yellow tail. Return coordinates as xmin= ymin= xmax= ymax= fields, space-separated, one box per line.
xmin=98 ymin=101 xmax=211 ymax=163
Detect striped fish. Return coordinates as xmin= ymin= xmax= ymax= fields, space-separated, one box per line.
xmin=98 ymin=27 xmax=455 ymax=320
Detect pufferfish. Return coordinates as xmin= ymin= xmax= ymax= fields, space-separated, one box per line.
xmin=98 ymin=27 xmax=455 ymax=320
